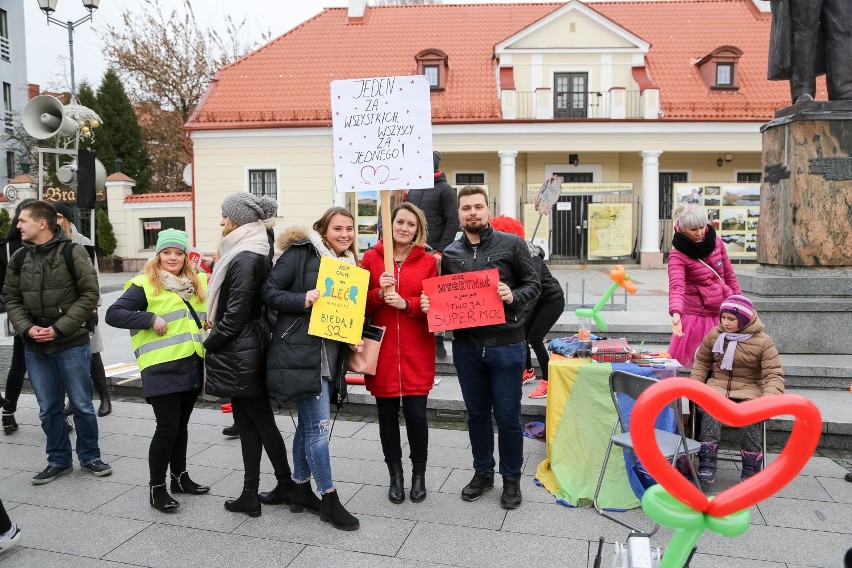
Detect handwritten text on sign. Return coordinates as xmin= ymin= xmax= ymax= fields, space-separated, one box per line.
xmin=331 ymin=75 xmax=433 ymax=193
xmin=422 ymin=269 xmax=506 ymax=332
xmin=308 ymin=257 xmax=370 ymax=344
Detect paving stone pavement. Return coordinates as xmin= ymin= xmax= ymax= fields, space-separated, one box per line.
xmin=1 ymin=394 xmax=851 ymax=567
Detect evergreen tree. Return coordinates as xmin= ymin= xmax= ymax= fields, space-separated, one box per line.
xmin=96 ymin=69 xmax=152 ymax=192
xmin=76 ymin=81 xmax=112 ymax=160
xmin=95 ymin=208 xmax=117 ymax=258
xmin=0 ymin=208 xmax=10 ymax=238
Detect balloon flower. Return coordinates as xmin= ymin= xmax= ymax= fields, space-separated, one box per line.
xmin=574 ymin=265 xmax=637 ymax=332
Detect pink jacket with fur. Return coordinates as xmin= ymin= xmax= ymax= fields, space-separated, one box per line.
xmin=668 ymin=238 xmax=741 ymax=318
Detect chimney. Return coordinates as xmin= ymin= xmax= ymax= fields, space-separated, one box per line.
xmin=348 ymin=0 xmax=367 ymax=24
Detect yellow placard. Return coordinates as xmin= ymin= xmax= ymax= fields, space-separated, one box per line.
xmin=587 ymin=203 xmax=633 ymax=258
xmin=308 ymin=256 xmax=370 ymax=344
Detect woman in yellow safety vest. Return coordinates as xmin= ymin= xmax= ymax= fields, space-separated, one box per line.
xmin=105 ymin=229 xmax=210 ymax=513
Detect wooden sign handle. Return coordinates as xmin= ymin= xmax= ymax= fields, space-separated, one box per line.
xmin=380 ymin=190 xmax=395 ymax=296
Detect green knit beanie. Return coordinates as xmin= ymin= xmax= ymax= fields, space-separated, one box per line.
xmin=155 ymin=228 xmax=190 ymax=255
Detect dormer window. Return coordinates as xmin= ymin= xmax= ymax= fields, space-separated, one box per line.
xmin=415 ymin=48 xmax=448 ymax=91
xmin=695 ymin=45 xmax=742 ymax=91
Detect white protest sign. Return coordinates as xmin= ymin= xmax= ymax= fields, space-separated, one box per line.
xmin=331 ymin=75 xmax=433 ymax=193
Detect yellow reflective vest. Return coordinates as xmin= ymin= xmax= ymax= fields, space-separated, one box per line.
xmin=126 ymin=274 xmax=208 ymax=371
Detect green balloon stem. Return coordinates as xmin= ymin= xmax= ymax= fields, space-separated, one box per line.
xmin=659 ymin=527 xmax=705 ymax=568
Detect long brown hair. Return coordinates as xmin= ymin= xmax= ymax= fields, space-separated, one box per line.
xmin=313 ymin=206 xmax=358 ymax=261
xmin=142 ymin=251 xmax=206 ymax=302
xmin=391 ymin=202 xmax=428 ymax=257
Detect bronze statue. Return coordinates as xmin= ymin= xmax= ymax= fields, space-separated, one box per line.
xmin=768 ymin=0 xmax=852 ymax=103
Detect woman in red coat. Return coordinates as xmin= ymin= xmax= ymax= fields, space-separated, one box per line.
xmin=361 ymin=202 xmax=438 ymax=505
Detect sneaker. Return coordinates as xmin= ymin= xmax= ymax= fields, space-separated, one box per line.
xmin=461 ymin=472 xmax=494 ymax=501
xmin=82 ymin=459 xmax=113 ymax=477
xmin=65 ymin=415 xmax=74 ymax=433
xmin=0 ymin=523 xmax=21 ymax=554
xmin=529 ymin=380 xmax=548 ymax=399
xmin=500 ymin=477 xmax=522 ymax=510
xmin=32 ymin=464 xmax=73 ymax=485
xmin=1 ymin=411 xmax=17 ymax=435
xmin=522 ymin=368 xmax=536 ymax=385
xmin=222 ymin=424 xmax=239 ymax=438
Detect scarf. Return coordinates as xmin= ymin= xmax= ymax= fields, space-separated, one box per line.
xmin=207 ymin=221 xmax=270 ymax=324
xmin=712 ymin=331 xmax=754 ymax=371
xmin=161 ymin=271 xmax=196 ymax=301
xmin=672 ymin=224 xmax=717 ymax=259
xmin=308 ymin=230 xmax=356 ymax=265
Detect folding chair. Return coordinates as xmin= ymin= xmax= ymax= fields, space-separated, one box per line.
xmin=593 ymin=370 xmax=702 ymax=534
xmin=689 ymin=402 xmax=767 ymax=469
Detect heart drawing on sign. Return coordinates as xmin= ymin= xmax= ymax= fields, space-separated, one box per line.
xmin=630 ymin=378 xmax=821 ymax=518
xmin=360 ymin=165 xmax=391 ymax=186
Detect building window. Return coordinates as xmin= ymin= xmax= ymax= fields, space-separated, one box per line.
xmin=249 ymin=170 xmax=277 ymax=200
xmin=455 ymin=173 xmax=485 ymax=185
xmin=423 ymin=65 xmax=440 ymax=88
xmin=0 ymin=11 xmax=7 ymax=63
xmin=415 ymin=48 xmax=448 ymax=91
xmin=659 ymin=172 xmax=688 ymax=219
xmin=142 ymin=217 xmax=187 ymax=250
xmin=2 ymin=83 xmax=10 ymax=130
xmin=737 ymin=172 xmax=762 ymax=183
xmin=6 ymin=151 xmax=13 ymax=179
xmin=716 ymin=63 xmax=733 ymax=87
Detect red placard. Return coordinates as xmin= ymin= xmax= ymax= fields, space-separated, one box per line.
xmin=422 ymin=269 xmax=505 ymax=332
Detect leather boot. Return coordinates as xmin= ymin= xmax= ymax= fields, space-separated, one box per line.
xmin=387 ymin=462 xmax=405 ymax=504
xmin=289 ymin=481 xmax=321 ymax=515
xmin=149 ymin=483 xmax=179 ymax=512
xmin=1 ymin=410 xmax=18 ymax=435
xmin=320 ymin=490 xmax=360 ymax=531
xmin=224 ymin=489 xmax=261 ymax=517
xmin=91 ymin=368 xmax=112 ymax=417
xmin=740 ymin=450 xmax=764 ymax=482
xmin=258 ymin=479 xmax=294 ymax=505
xmin=170 ymin=471 xmax=210 ymax=495
xmin=698 ymin=442 xmax=719 ymax=484
xmin=410 ymin=462 xmax=427 ymax=503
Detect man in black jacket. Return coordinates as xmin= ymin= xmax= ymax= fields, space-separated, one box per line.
xmin=421 ymin=186 xmax=540 ymax=509
xmin=405 ymin=151 xmax=459 ymax=359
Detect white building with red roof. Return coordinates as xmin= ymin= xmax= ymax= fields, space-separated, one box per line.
xmin=185 ymin=0 xmax=824 ymax=265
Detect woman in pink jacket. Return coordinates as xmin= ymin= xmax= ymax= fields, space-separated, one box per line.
xmin=667 ymin=204 xmax=741 ymax=369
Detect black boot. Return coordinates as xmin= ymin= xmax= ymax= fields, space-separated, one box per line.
xmin=170 ymin=471 xmax=210 ymax=495
xmin=387 ymin=462 xmax=405 ymax=504
xmin=224 ymin=489 xmax=261 ymax=517
xmin=289 ymin=481 xmax=321 ymax=514
xmin=698 ymin=442 xmax=718 ymax=484
xmin=92 ymin=372 xmax=112 ymax=417
xmin=2 ymin=410 xmax=18 ymax=435
xmin=320 ymin=490 xmax=360 ymax=531
xmin=258 ymin=479 xmax=294 ymax=505
xmin=222 ymin=423 xmax=239 ymax=438
xmin=410 ymin=462 xmax=427 ymax=503
xmin=149 ymin=483 xmax=179 ymax=512
xmin=435 ymin=335 xmax=447 ymax=359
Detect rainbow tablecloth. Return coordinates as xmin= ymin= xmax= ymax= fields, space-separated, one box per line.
xmin=535 ymin=358 xmax=679 ymax=509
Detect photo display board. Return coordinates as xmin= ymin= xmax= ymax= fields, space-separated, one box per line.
xmin=673 ymin=183 xmax=760 ymax=259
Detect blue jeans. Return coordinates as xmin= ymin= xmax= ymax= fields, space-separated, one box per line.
xmin=24 ymin=344 xmax=101 ymax=467
xmin=453 ymin=340 xmax=526 ymax=478
xmin=292 ymin=378 xmax=334 ymax=493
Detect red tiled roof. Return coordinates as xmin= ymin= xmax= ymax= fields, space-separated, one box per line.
xmin=125 ymin=192 xmax=191 ymax=203
xmin=187 ymin=0 xmax=822 ymax=129
xmin=107 ymin=172 xmax=136 ymax=183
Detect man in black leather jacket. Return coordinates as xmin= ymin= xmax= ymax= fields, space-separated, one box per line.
xmin=421 ymin=186 xmax=540 ymax=510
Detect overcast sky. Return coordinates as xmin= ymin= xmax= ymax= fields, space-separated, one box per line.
xmin=24 ymin=0 xmax=546 ymax=92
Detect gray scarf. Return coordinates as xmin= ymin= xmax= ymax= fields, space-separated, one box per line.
xmin=712 ymin=332 xmax=753 ymax=371
xmin=161 ymin=271 xmax=196 ymax=301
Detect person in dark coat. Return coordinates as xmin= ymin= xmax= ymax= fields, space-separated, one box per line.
xmin=0 ymin=198 xmax=36 ymax=436
xmin=204 ymin=192 xmax=293 ymax=518
xmin=406 ymin=151 xmax=460 ymax=359
xmin=260 ymin=206 xmax=360 ymax=531
xmin=105 ymin=229 xmax=208 ymax=512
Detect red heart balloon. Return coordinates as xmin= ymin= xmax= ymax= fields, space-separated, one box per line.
xmin=630 ymin=378 xmax=822 ymax=518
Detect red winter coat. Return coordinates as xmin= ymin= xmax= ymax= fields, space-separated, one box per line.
xmin=668 ymin=237 xmax=741 ymax=318
xmin=362 ymin=241 xmax=437 ymax=397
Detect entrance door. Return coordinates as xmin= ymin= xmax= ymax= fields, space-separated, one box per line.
xmin=550 ymin=172 xmax=593 ymax=260
xmin=554 ymin=73 xmax=588 ymax=119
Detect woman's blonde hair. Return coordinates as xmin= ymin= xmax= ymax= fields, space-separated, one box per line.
xmin=221 ymin=218 xmax=240 ymax=238
xmin=672 ymin=203 xmax=708 ymax=231
xmin=56 ymin=215 xmax=72 ymax=236
xmin=391 ymin=202 xmax=428 ymax=256
xmin=313 ymin=206 xmax=358 ymax=261
xmin=142 ymin=251 xmax=206 ymax=302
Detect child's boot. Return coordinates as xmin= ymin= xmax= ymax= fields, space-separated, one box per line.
xmin=698 ymin=442 xmax=718 ymax=484
xmin=740 ymin=450 xmax=763 ymax=482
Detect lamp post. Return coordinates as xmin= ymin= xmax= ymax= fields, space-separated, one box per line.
xmin=36 ymin=0 xmax=100 ymax=100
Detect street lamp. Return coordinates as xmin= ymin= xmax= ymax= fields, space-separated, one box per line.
xmin=36 ymin=0 xmax=100 ymax=100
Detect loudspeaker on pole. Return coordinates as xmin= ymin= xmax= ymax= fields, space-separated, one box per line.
xmin=22 ymin=95 xmax=79 ymax=139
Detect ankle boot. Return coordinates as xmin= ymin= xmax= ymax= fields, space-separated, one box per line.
xmin=698 ymin=442 xmax=719 ymax=484
xmin=320 ymin=490 xmax=360 ymax=531
xmin=289 ymin=482 xmax=321 ymax=515
xmin=92 ymin=376 xmax=112 ymax=417
xmin=258 ymin=479 xmax=294 ymax=505
xmin=387 ymin=462 xmax=405 ymax=504
xmin=149 ymin=483 xmax=179 ymax=512
xmin=1 ymin=410 xmax=18 ymax=435
xmin=224 ymin=489 xmax=261 ymax=517
xmin=740 ymin=450 xmax=764 ymax=482
xmin=410 ymin=462 xmax=427 ymax=503
xmin=170 ymin=471 xmax=210 ymax=495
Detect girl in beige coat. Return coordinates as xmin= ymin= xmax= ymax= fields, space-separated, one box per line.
xmin=690 ymin=295 xmax=784 ymax=485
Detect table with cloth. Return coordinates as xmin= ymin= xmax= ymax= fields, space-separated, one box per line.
xmin=535 ymin=357 xmax=682 ymax=510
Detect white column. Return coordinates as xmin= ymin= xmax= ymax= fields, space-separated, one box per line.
xmin=498 ymin=150 xmax=518 ymax=218
xmin=640 ymin=150 xmax=662 ymax=253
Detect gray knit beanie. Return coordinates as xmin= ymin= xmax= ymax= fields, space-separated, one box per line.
xmin=221 ymin=193 xmax=278 ymax=226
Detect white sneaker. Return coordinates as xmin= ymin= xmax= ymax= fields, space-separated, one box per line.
xmin=0 ymin=523 xmax=21 ymax=554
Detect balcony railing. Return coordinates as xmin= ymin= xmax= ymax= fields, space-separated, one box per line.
xmin=502 ymin=89 xmax=654 ymax=120
xmin=0 ymin=37 xmax=8 ymax=62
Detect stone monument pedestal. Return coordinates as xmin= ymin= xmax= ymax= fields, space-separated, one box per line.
xmin=740 ymin=102 xmax=852 ymax=388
